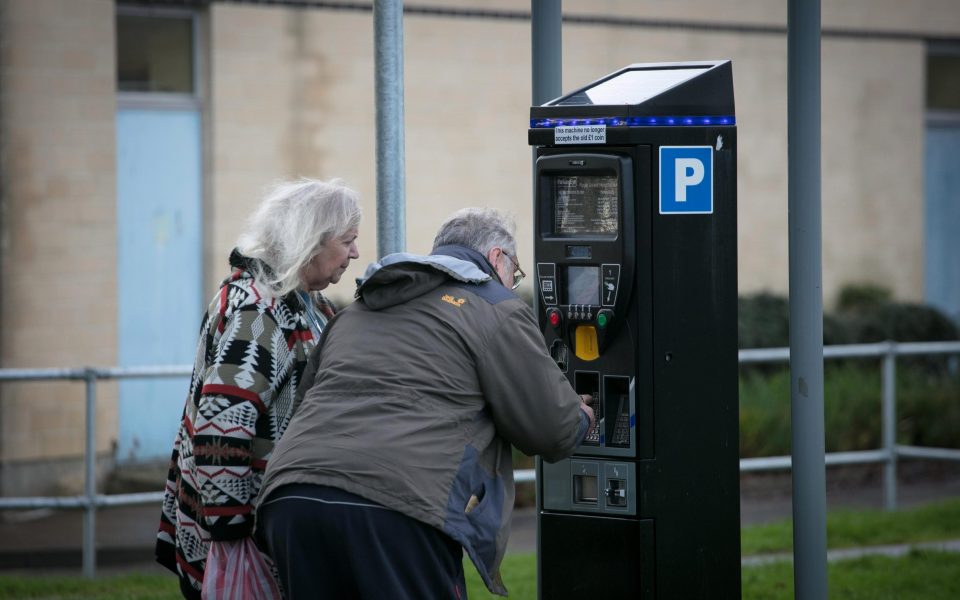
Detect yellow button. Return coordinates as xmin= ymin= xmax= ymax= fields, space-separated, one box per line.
xmin=574 ymin=325 xmax=600 ymax=361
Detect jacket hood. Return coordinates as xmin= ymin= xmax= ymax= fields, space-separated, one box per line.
xmin=356 ymin=245 xmax=495 ymax=311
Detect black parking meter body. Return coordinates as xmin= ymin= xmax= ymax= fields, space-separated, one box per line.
xmin=529 ymin=61 xmax=740 ymax=599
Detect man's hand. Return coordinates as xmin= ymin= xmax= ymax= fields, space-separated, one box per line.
xmin=579 ymin=394 xmax=596 ymax=429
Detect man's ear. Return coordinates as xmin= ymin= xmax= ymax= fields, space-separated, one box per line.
xmin=486 ymin=248 xmax=505 ymax=284
xmin=486 ymin=247 xmax=500 ymax=267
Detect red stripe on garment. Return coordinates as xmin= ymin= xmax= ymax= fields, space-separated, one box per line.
xmin=249 ymin=282 xmax=263 ymax=304
xmin=200 ymin=384 xmax=266 ymax=413
xmin=287 ymin=329 xmax=313 ymax=350
xmin=203 ymin=505 xmax=252 ymax=517
xmin=318 ymin=303 xmax=336 ymax=320
xmin=195 ymin=466 xmax=249 ymax=477
xmin=158 ymin=520 xmax=175 ymax=535
xmin=251 ymin=458 xmax=267 ymax=470
xmin=217 ymin=285 xmax=229 ymax=333
xmin=176 ymin=553 xmax=205 ymax=581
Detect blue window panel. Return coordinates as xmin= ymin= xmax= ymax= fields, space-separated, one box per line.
xmin=924 ymin=125 xmax=960 ymax=325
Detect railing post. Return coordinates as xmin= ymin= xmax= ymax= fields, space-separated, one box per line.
xmin=882 ymin=342 xmax=897 ymax=511
xmin=83 ymin=369 xmax=97 ymax=578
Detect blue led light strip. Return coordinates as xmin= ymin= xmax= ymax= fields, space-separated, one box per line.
xmin=530 ymin=115 xmax=735 ymax=128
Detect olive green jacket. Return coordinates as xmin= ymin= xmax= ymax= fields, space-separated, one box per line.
xmin=259 ymin=245 xmax=587 ymax=596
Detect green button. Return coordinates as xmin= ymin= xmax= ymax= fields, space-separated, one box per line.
xmin=597 ymin=313 xmax=608 ymax=328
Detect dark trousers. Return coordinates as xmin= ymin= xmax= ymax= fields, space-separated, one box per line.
xmin=257 ymin=484 xmax=467 ymax=600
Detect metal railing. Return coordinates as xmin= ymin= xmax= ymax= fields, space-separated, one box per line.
xmin=735 ymin=341 xmax=960 ymax=508
xmin=518 ymin=341 xmax=960 ymax=500
xmin=0 ymin=365 xmax=190 ymax=577
xmin=2 ymin=340 xmax=960 ymax=577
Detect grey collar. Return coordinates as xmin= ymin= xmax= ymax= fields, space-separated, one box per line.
xmin=362 ymin=252 xmax=492 ymax=284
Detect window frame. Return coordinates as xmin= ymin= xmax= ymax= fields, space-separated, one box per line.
xmin=116 ymin=5 xmax=201 ymax=111
xmin=926 ymin=41 xmax=960 ymax=127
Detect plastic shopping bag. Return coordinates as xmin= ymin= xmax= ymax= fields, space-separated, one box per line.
xmin=202 ymin=538 xmax=282 ymax=600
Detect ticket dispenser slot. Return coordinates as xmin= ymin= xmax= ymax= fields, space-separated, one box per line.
xmin=541 ymin=459 xmax=636 ymax=515
xmin=571 ymin=461 xmax=599 ymax=506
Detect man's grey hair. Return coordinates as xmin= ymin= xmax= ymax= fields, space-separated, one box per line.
xmin=432 ymin=207 xmax=517 ymax=258
xmin=236 ymin=178 xmax=362 ymax=298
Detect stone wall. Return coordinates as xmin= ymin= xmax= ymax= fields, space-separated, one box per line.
xmin=0 ymin=0 xmax=118 ymax=495
xmin=0 ymin=0 xmax=957 ymax=494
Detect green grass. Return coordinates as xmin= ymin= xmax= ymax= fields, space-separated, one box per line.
xmin=2 ymin=499 xmax=960 ymax=599
xmin=742 ymin=550 xmax=960 ymax=600
xmin=741 ymin=497 xmax=960 ymax=555
xmin=4 ymin=552 xmax=958 ymax=600
xmin=465 ymin=552 xmax=536 ymax=599
xmin=0 ymin=572 xmax=180 ymax=599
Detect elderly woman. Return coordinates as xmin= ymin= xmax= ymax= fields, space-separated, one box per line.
xmin=155 ymin=178 xmax=362 ymax=599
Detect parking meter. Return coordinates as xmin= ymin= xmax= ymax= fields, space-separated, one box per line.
xmin=529 ymin=61 xmax=740 ymax=599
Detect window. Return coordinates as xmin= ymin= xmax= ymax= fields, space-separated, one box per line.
xmin=117 ymin=14 xmax=194 ymax=94
xmin=926 ymin=49 xmax=960 ymax=112
xmin=923 ymin=44 xmax=960 ymax=325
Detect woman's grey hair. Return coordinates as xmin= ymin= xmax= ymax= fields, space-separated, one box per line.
xmin=236 ymin=178 xmax=362 ymax=298
xmin=431 ymin=207 xmax=517 ymax=258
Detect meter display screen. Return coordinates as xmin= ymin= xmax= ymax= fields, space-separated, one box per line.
xmin=553 ymin=175 xmax=618 ymax=235
xmin=564 ymin=266 xmax=600 ymax=305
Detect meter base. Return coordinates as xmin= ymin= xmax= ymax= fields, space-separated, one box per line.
xmin=538 ymin=512 xmax=654 ymax=599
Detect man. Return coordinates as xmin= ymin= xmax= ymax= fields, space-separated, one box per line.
xmin=257 ymin=208 xmax=593 ymax=598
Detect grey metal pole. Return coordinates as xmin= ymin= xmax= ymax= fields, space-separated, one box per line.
xmin=531 ymin=5 xmax=560 ymax=598
xmin=374 ymin=0 xmax=406 ymax=258
xmin=531 ymin=0 xmax=561 ymax=304
xmin=531 ymin=0 xmax=562 ymax=106
xmin=83 ymin=370 xmax=97 ymax=579
xmin=883 ymin=342 xmax=898 ymax=510
xmin=788 ymin=1 xmax=828 ymax=598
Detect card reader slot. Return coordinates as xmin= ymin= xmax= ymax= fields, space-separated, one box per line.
xmin=604 ymin=376 xmax=631 ymax=448
xmin=550 ymin=339 xmax=568 ymax=372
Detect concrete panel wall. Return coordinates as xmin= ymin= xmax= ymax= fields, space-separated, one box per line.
xmin=207 ymin=4 xmax=380 ymax=298
xmin=205 ymin=1 xmax=948 ymax=308
xmin=0 ymin=0 xmax=118 ymax=494
xmin=821 ymin=38 xmax=925 ymax=304
xmin=0 ymin=0 xmax=956 ymax=494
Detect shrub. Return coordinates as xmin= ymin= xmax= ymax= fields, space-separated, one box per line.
xmin=740 ymin=287 xmax=958 ymax=349
xmin=739 ymin=363 xmax=960 ymax=457
xmin=840 ymin=302 xmax=958 ymax=344
xmin=739 ymin=293 xmax=790 ymax=349
xmin=836 ymin=283 xmax=893 ymax=312
xmin=739 ymin=291 xmax=854 ymax=350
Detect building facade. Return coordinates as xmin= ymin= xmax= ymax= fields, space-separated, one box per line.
xmin=1 ymin=0 xmax=958 ymax=494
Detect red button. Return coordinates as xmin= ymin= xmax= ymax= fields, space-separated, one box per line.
xmin=549 ymin=310 xmax=561 ymax=327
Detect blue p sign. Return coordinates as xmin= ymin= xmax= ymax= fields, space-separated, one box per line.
xmin=659 ymin=146 xmax=713 ymax=214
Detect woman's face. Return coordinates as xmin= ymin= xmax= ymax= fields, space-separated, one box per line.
xmin=300 ymin=228 xmax=360 ymax=291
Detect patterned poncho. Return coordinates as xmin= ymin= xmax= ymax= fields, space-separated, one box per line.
xmin=155 ymin=250 xmax=335 ymax=598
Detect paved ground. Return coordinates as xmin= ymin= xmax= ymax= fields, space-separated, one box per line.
xmin=1 ymin=461 xmax=959 ymax=574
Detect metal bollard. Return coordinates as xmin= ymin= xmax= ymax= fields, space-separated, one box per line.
xmin=83 ymin=369 xmax=97 ymax=578
xmin=882 ymin=343 xmax=897 ymax=511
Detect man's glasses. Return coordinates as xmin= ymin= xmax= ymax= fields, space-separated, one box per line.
xmin=501 ymin=250 xmax=526 ymax=290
